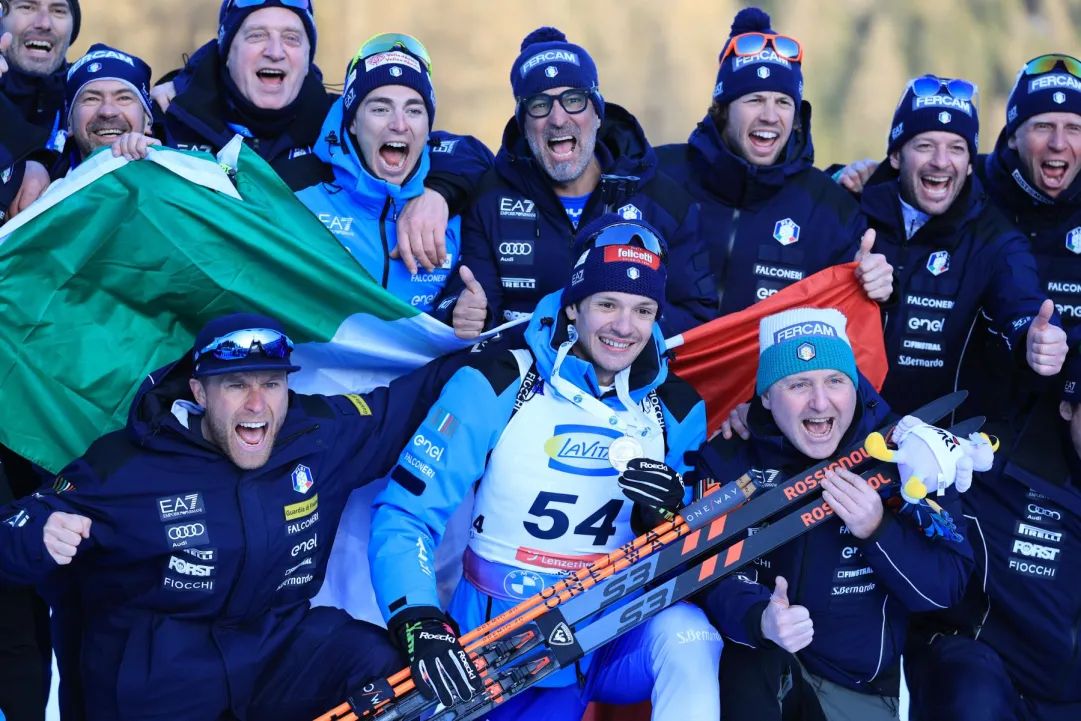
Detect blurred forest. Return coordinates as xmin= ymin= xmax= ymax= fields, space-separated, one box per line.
xmin=75 ymin=0 xmax=1081 ymax=165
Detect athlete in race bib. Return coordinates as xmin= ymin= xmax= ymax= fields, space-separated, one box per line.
xmin=370 ymin=214 xmax=723 ymax=719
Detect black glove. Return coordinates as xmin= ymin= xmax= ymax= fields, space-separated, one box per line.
xmin=391 ymin=608 xmax=482 ymax=706
xmin=618 ymin=459 xmax=685 ymax=533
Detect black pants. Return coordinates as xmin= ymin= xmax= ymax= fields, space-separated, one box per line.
xmin=720 ymin=643 xmax=828 ymax=721
xmin=0 ymin=585 xmax=46 ymax=721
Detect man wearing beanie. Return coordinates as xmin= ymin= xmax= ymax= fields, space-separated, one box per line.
xmin=372 ymin=215 xmax=722 ymax=719
xmin=906 ymin=351 xmax=1081 ymax=721
xmin=0 ymin=310 xmax=475 ymax=720
xmin=693 ymin=306 xmax=973 ymax=721
xmin=855 ymin=74 xmax=1067 ymax=416
xmin=435 ymin=26 xmax=715 ymax=338
xmin=296 ymin=34 xmax=458 ymax=313
xmin=656 ymin=7 xmax=893 ymax=319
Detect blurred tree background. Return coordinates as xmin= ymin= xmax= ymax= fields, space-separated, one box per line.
xmin=75 ymin=0 xmax=1081 ymax=165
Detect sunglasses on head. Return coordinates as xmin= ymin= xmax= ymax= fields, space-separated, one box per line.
xmin=580 ymin=222 xmax=668 ymax=264
xmin=719 ymin=32 xmax=803 ymax=65
xmin=194 ymin=328 xmax=295 ymax=363
xmin=354 ymin=32 xmax=433 ymax=76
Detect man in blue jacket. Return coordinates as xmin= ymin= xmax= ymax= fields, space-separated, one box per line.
xmin=436 ymin=27 xmax=716 ymax=337
xmin=694 ymin=307 xmax=974 ymax=721
xmin=859 ymin=74 xmax=1067 ymax=415
xmin=371 ymin=215 xmax=722 ymax=719
xmin=655 ymin=7 xmax=893 ymax=318
xmin=906 ymin=351 xmax=1081 ymax=721
xmin=0 ymin=312 xmax=462 ymax=721
xmin=295 ymin=34 xmax=459 ymax=313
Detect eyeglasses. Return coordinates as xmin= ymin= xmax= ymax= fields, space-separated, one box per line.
xmin=581 ymin=222 xmax=668 ymax=264
xmin=1023 ymin=54 xmax=1081 ymax=79
xmin=719 ymin=32 xmax=803 ymax=65
xmin=907 ymin=75 xmax=978 ymax=102
xmin=519 ymin=88 xmax=592 ymax=119
xmin=229 ymin=0 xmax=313 ymax=10
xmin=354 ymin=32 xmax=433 ymax=75
xmin=194 ymin=328 xmax=295 ymax=363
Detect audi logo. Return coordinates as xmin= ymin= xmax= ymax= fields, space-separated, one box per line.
xmin=1028 ymin=504 xmax=1061 ymax=520
xmin=499 ymin=242 xmax=532 ymax=256
xmin=168 ymin=523 xmax=205 ymax=540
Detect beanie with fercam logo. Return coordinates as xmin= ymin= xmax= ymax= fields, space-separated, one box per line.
xmin=756 ymin=307 xmax=858 ymax=395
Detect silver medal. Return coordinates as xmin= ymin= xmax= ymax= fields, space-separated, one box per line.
xmin=608 ymin=435 xmax=644 ymax=472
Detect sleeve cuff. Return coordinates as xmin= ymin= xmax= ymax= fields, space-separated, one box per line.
xmin=856 ymin=506 xmax=897 ymax=547
xmin=744 ymin=599 xmax=774 ymax=647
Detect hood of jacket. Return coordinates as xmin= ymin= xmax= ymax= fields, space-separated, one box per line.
xmin=523 ymin=291 xmax=668 ymax=404
xmin=311 ymin=96 xmax=431 ymax=213
xmin=686 ymin=100 xmax=815 ymax=207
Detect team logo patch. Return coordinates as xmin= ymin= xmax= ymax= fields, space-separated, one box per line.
xmin=938 ymin=111 xmax=952 ymax=124
xmin=797 ymin=342 xmax=816 ymax=361
xmin=773 ymin=218 xmax=800 ymax=246
xmin=0 ymin=166 xmax=12 ymax=185
xmin=430 ymin=407 xmax=460 ymax=438
xmin=926 ymin=250 xmax=951 ymax=276
xmin=545 ymin=66 xmax=558 ymax=78
xmin=1054 ymin=92 xmax=1067 ymax=104
xmin=88 ymin=62 xmax=102 ymax=73
xmin=757 ymin=67 xmax=770 ymax=79
xmin=1067 ymin=227 xmax=1081 ymax=254
xmin=627 ymin=267 xmax=641 ymax=280
xmin=389 ymin=67 xmax=402 ymax=77
xmin=503 ymin=569 xmax=545 ymax=598
xmin=544 ymin=424 xmax=622 ymax=477
xmin=617 ymin=203 xmax=643 ymax=221
xmin=292 ymin=464 xmax=314 ymax=494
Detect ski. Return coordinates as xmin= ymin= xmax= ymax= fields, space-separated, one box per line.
xmin=316 ymin=392 xmax=967 ymax=721
xmin=434 ymin=417 xmax=984 ymax=720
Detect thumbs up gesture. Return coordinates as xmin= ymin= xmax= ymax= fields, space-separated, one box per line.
xmin=452 ymin=265 xmax=489 ymax=340
xmin=1026 ymin=299 xmax=1068 ymax=376
xmin=759 ymin=576 xmax=814 ymax=653
xmin=853 ymin=229 xmax=894 ymax=302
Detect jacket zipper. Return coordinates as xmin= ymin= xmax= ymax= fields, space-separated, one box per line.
xmin=379 ymin=196 xmax=394 ymax=289
xmin=716 ymin=208 xmax=741 ymax=312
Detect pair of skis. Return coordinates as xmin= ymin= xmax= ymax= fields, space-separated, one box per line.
xmin=316 ymin=391 xmax=973 ymax=721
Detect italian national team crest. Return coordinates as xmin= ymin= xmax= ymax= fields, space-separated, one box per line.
xmin=291 ymin=464 xmax=314 ymax=494
xmin=1067 ymin=227 xmax=1081 ymax=255
xmin=773 ymin=218 xmax=800 ymax=245
xmin=796 ymin=342 xmax=816 ymax=361
xmin=927 ymin=250 xmax=951 ymax=276
xmin=618 ymin=203 xmax=643 ymax=221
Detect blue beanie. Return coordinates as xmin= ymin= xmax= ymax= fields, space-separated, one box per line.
xmin=1005 ymin=55 xmax=1081 ymax=138
xmin=888 ymin=77 xmax=980 ymax=159
xmin=343 ymin=46 xmax=435 ymax=130
xmin=713 ymin=7 xmax=803 ymax=107
xmin=562 ymin=214 xmax=667 ymax=309
xmin=217 ymin=0 xmax=317 ymax=61
xmin=756 ymin=308 xmax=858 ymax=395
xmin=510 ymin=27 xmax=604 ymax=128
xmin=65 ymin=44 xmax=153 ymax=123
xmin=192 ymin=313 xmax=301 ymax=378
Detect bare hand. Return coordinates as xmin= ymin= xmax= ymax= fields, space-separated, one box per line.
xmin=853 ymin=229 xmax=894 ymax=302
xmin=8 ymin=161 xmax=50 ymax=219
xmin=820 ymin=467 xmax=884 ymax=539
xmin=0 ymin=33 xmax=11 ymax=78
xmin=720 ymin=402 xmax=751 ymax=440
xmin=760 ymin=576 xmax=813 ymax=653
xmin=111 ymin=132 xmax=161 ymax=161
xmin=43 ymin=512 xmax=91 ymax=565
xmin=392 ymin=188 xmax=450 ymax=274
xmin=1026 ymin=299 xmax=1068 ymax=376
xmin=150 ymin=81 xmax=177 ymax=113
xmin=452 ymin=265 xmax=488 ymax=339
xmin=837 ymin=158 xmax=879 ymax=193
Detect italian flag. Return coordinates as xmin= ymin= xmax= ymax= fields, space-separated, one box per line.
xmin=0 ymin=138 xmax=486 ymax=473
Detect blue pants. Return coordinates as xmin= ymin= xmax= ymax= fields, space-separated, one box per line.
xmin=485 ymin=603 xmax=723 ymax=721
xmin=906 ymin=634 xmax=1081 ymax=721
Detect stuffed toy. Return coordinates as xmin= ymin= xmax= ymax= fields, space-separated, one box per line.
xmin=864 ymin=416 xmax=997 ymax=541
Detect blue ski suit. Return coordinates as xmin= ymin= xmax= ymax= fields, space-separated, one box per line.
xmin=370 ymin=291 xmax=722 ymax=719
xmin=693 ymin=378 xmax=973 ymax=696
xmin=433 ymin=104 xmax=716 ymax=335
xmin=859 ymin=164 xmax=1052 ymax=416
xmin=959 ymin=135 xmax=1081 ymax=421
xmin=294 ymin=98 xmax=462 ymax=313
xmin=655 ymin=102 xmax=866 ymax=317
xmin=0 ymin=350 xmax=466 ymax=721
xmin=906 ymin=393 xmax=1081 ymax=721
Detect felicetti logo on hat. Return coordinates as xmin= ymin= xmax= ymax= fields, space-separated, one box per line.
xmin=603 ymin=245 xmax=660 ymax=270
